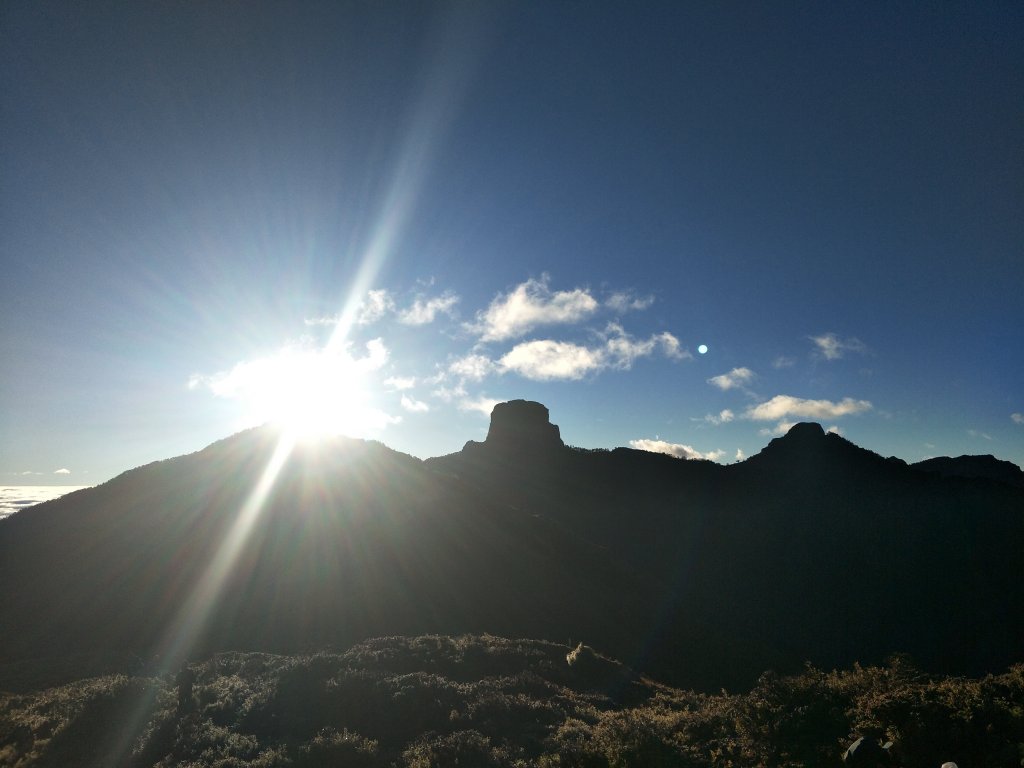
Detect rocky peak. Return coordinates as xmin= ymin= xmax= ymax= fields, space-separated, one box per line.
xmin=484 ymin=400 xmax=564 ymax=453
xmin=783 ymin=421 xmax=826 ymax=441
xmin=746 ymin=422 xmax=834 ymax=468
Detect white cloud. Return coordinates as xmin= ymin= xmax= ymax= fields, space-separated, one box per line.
xmin=629 ymin=438 xmax=725 ymax=462
xmin=398 ymin=292 xmax=458 ymax=325
xmin=654 ymin=332 xmax=689 ymax=361
xmin=54 ymin=468 xmax=71 ymax=474
xmin=449 ymin=353 xmax=497 ymax=382
xmin=400 ymin=395 xmax=430 ymax=413
xmin=772 ymin=356 xmax=795 ymax=369
xmin=810 ymin=332 xmax=867 ymax=360
xmin=497 ymin=324 xmax=686 ymax=382
xmin=499 ymin=340 xmax=604 ymax=381
xmin=702 ymin=409 xmax=735 ymax=425
xmin=735 ymin=448 xmax=745 ymax=461
xmin=707 ymin=367 xmax=755 ymax=391
xmin=358 ymin=289 xmax=396 ymax=325
xmin=1012 ymin=413 xmax=1024 ymax=425
xmin=968 ymin=429 xmax=993 ymax=441
xmin=469 ymin=277 xmax=599 ymax=341
xmin=745 ymin=394 xmax=872 ymax=421
xmin=432 ymin=383 xmax=467 ymax=402
xmin=359 ymin=339 xmax=389 ymax=371
xmin=606 ymin=291 xmax=655 ymax=312
xmin=308 ymin=289 xmax=458 ymax=328
xmin=383 ymin=376 xmax=416 ymax=391
xmin=826 ymin=425 xmax=842 ymax=435
xmin=458 ymin=396 xmax=500 ymax=417
xmin=601 ymin=323 xmax=688 ymax=368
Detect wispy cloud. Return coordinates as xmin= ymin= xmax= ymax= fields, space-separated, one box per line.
xmin=398 ymin=292 xmax=459 ymax=325
xmin=53 ymin=468 xmax=71 ymax=474
xmin=357 ymin=289 xmax=396 ymax=325
xmin=629 ymin=438 xmax=725 ymax=462
xmin=383 ymin=376 xmax=416 ymax=391
xmin=605 ymin=291 xmax=654 ymax=312
xmin=810 ymin=332 xmax=867 ymax=360
xmin=310 ymin=288 xmax=459 ymax=328
xmin=700 ymin=409 xmax=735 ymax=425
xmin=1012 ymin=413 xmax=1024 ymax=425
xmin=602 ymin=323 xmax=688 ymax=368
xmin=400 ymin=395 xmax=430 ymax=413
xmin=772 ymin=356 xmax=795 ymax=369
xmin=734 ymin=448 xmax=745 ymax=461
xmin=968 ymin=429 xmax=993 ymax=441
xmin=458 ymin=395 xmax=500 ymax=417
xmin=303 ymin=315 xmax=340 ymax=327
xmin=468 ymin=276 xmax=599 ymax=341
xmin=449 ymin=353 xmax=498 ymax=382
xmin=431 ymin=383 xmax=467 ymax=403
xmin=746 ymin=394 xmax=872 ymax=421
xmin=707 ymin=367 xmax=755 ymax=391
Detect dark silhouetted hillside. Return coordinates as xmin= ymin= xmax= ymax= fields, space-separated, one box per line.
xmin=1 ymin=401 xmax=1022 ymax=696
xmin=912 ymin=454 xmax=1024 ymax=489
xmin=0 ymin=428 xmax=656 ymax=693
xmin=429 ymin=406 xmax=1024 ymax=687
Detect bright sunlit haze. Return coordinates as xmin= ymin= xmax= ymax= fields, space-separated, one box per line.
xmin=2 ymin=4 xmax=1022 ymax=484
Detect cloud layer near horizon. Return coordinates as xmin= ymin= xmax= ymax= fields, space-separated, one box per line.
xmin=629 ymin=438 xmax=725 ymax=462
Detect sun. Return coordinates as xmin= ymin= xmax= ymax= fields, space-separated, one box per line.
xmin=211 ymin=340 xmax=396 ymax=440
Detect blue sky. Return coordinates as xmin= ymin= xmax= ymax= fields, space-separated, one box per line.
xmin=2 ymin=2 xmax=1022 ymax=485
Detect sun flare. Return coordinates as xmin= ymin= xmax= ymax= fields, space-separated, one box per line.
xmin=202 ymin=340 xmax=396 ymax=440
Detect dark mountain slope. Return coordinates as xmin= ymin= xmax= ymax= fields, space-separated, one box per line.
xmin=913 ymin=454 xmax=1024 ymax=489
xmin=427 ymin=403 xmax=1024 ymax=685
xmin=0 ymin=428 xmax=658 ymax=692
xmin=696 ymin=424 xmax=1024 ymax=677
xmin=2 ymin=400 xmax=1022 ymax=694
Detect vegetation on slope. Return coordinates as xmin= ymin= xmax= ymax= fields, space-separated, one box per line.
xmin=2 ymin=634 xmax=1022 ymax=768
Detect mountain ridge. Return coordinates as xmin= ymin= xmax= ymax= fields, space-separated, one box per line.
xmin=1 ymin=401 xmax=1021 ymax=694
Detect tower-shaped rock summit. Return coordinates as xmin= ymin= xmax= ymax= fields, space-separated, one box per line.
xmin=485 ymin=400 xmax=564 ymax=453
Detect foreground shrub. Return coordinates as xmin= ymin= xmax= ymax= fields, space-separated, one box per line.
xmin=1 ymin=637 xmax=1022 ymax=767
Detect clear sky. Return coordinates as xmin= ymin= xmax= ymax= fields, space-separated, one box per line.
xmin=2 ymin=2 xmax=1022 ymax=485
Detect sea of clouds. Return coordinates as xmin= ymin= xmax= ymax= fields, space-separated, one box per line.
xmin=0 ymin=486 xmax=90 ymax=521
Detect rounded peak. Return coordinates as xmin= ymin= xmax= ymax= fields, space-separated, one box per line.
xmin=784 ymin=422 xmax=826 ymax=439
xmin=747 ymin=421 xmax=831 ymax=465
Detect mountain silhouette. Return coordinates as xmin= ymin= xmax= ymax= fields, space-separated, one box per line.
xmin=1 ymin=402 xmax=1021 ymax=694
xmin=912 ymin=454 xmax=1024 ymax=489
xmin=430 ymin=405 xmax=1024 ymax=687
